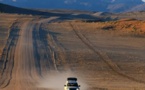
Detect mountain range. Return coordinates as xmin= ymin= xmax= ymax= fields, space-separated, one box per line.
xmin=0 ymin=0 xmax=145 ymax=12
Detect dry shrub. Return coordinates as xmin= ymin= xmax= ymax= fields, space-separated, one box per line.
xmin=70 ymin=19 xmax=145 ymax=35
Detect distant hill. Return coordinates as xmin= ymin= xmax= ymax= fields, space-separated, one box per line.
xmin=107 ymin=0 xmax=144 ymax=12
xmin=0 ymin=3 xmax=97 ymax=20
xmin=128 ymin=3 xmax=145 ymax=12
xmin=0 ymin=3 xmax=34 ymax=14
xmin=0 ymin=3 xmax=68 ymax=16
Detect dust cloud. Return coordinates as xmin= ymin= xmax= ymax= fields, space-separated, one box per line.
xmin=37 ymin=71 xmax=88 ymax=90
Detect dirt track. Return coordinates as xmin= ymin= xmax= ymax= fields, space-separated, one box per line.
xmin=0 ymin=17 xmax=145 ymax=90
xmin=0 ymin=17 xmax=59 ymax=90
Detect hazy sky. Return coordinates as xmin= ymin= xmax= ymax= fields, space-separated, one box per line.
xmin=0 ymin=0 xmax=145 ymax=12
xmin=0 ymin=0 xmax=145 ymax=2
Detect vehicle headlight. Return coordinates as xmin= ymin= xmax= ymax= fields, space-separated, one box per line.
xmin=76 ymin=89 xmax=79 ymax=90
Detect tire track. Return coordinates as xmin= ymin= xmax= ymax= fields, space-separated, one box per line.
xmin=45 ymin=28 xmax=70 ymax=72
xmin=0 ymin=19 xmax=21 ymax=88
xmin=33 ymin=23 xmax=57 ymax=73
xmin=36 ymin=17 xmax=69 ymax=73
xmin=32 ymin=17 xmax=61 ymax=73
xmin=44 ymin=30 xmax=58 ymax=71
xmin=69 ymin=22 xmax=145 ymax=84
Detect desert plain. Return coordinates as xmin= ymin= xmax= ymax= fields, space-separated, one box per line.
xmin=0 ymin=10 xmax=145 ymax=90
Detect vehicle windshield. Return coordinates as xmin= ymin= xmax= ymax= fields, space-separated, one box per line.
xmin=67 ymin=83 xmax=78 ymax=86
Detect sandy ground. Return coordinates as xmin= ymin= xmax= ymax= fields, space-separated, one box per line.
xmin=0 ymin=14 xmax=145 ymax=90
xmin=41 ymin=21 xmax=145 ymax=90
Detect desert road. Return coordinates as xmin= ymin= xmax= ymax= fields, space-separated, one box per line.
xmin=0 ymin=17 xmax=60 ymax=90
xmin=0 ymin=17 xmax=145 ymax=90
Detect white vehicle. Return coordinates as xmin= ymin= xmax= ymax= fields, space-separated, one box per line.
xmin=64 ymin=77 xmax=80 ymax=90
